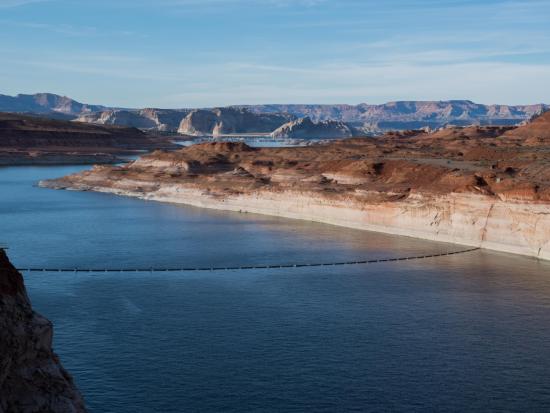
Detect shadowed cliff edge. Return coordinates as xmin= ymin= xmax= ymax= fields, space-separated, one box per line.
xmin=0 ymin=250 xmax=87 ymax=413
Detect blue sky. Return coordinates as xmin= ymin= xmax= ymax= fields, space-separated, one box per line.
xmin=1 ymin=0 xmax=549 ymax=107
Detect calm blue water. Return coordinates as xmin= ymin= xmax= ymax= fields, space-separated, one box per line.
xmin=175 ymin=139 xmax=310 ymax=148
xmin=2 ymin=165 xmax=550 ymax=412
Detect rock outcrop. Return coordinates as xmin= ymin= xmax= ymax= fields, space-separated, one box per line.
xmin=241 ymin=101 xmax=549 ymax=130
xmin=42 ymin=112 xmax=550 ymax=260
xmin=0 ymin=112 xmax=177 ymax=165
xmin=0 ymin=93 xmax=104 ymax=116
xmin=76 ymin=110 xmax=158 ymax=130
xmin=0 ymin=250 xmax=87 ymax=413
xmin=501 ymin=110 xmax=550 ymax=144
xmin=76 ymin=108 xmax=190 ymax=132
xmin=270 ymin=117 xmax=356 ymax=139
xmin=75 ymin=101 xmax=548 ymax=134
xmin=3 ymin=93 xmax=547 ymax=133
xmin=177 ymin=107 xmax=293 ymax=136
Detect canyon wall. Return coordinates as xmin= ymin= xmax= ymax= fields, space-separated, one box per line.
xmin=177 ymin=108 xmax=294 ymax=136
xmin=270 ymin=117 xmax=357 ymax=139
xmin=47 ymin=180 xmax=550 ymax=260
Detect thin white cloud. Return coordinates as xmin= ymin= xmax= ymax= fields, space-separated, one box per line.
xmin=1 ymin=0 xmax=549 ymax=107
xmin=3 ymin=42 xmax=550 ymax=107
xmin=142 ymin=61 xmax=550 ymax=107
xmin=0 ymin=19 xmax=146 ymax=38
xmin=0 ymin=0 xmax=49 ymax=7
xmin=107 ymin=0 xmax=327 ymax=9
xmin=156 ymin=0 xmax=326 ymax=5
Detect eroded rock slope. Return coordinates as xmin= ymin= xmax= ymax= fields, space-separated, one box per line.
xmin=42 ymin=112 xmax=550 ymax=259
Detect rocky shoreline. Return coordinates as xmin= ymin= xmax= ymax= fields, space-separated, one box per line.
xmin=39 ymin=181 xmax=550 ymax=260
xmin=41 ymin=111 xmax=550 ymax=261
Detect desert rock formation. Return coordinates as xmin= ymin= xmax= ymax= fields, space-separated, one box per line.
xmin=177 ymin=107 xmax=294 ymax=136
xmin=42 ymin=111 xmax=550 ymax=259
xmin=0 ymin=112 xmax=177 ymax=165
xmin=242 ymin=100 xmax=548 ymax=130
xmin=270 ymin=117 xmax=356 ymax=139
xmin=5 ymin=93 xmax=543 ymax=133
xmin=0 ymin=93 xmax=104 ymax=117
xmin=0 ymin=250 xmax=87 ymax=413
xmin=76 ymin=108 xmax=191 ymax=132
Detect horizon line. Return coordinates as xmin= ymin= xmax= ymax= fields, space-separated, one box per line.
xmin=1 ymin=91 xmax=548 ymax=109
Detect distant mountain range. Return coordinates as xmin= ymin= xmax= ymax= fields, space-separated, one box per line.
xmin=0 ymin=93 xmax=106 ymax=118
xmin=239 ymin=102 xmax=549 ymax=130
xmin=0 ymin=93 xmax=548 ymax=136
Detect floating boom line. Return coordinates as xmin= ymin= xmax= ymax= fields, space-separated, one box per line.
xmin=16 ymin=248 xmax=480 ymax=273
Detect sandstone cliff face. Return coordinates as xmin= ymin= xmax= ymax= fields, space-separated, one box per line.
xmin=137 ymin=108 xmax=191 ymax=132
xmin=177 ymin=108 xmax=293 ymax=136
xmin=501 ymin=110 xmax=550 ymax=143
xmin=2 ymin=93 xmax=547 ymax=132
xmin=0 ymin=93 xmax=104 ymax=116
xmin=76 ymin=110 xmax=158 ymax=129
xmin=270 ymin=117 xmax=356 ymax=139
xmin=41 ymin=113 xmax=550 ymax=259
xmin=241 ymin=101 xmax=548 ymax=128
xmin=76 ymin=108 xmax=190 ymax=132
xmin=0 ymin=250 xmax=87 ymax=413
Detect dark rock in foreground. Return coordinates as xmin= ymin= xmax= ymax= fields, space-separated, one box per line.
xmin=0 ymin=250 xmax=87 ymax=413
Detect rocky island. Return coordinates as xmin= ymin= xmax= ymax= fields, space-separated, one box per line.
xmin=42 ymin=111 xmax=550 ymax=260
xmin=0 ymin=249 xmax=87 ymax=412
xmin=270 ymin=117 xmax=358 ymax=139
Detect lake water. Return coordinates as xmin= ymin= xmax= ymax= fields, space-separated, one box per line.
xmin=174 ymin=138 xmax=313 ymax=148
xmin=2 ymin=165 xmax=550 ymax=412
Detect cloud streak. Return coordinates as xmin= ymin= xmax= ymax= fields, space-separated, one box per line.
xmin=0 ymin=0 xmax=549 ymax=106
xmin=0 ymin=0 xmax=49 ymax=7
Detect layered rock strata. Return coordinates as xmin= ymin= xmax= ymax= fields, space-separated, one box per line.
xmin=0 ymin=112 xmax=177 ymax=165
xmin=177 ymin=108 xmax=293 ymax=136
xmin=42 ymin=113 xmax=550 ymax=260
xmin=270 ymin=117 xmax=357 ymax=139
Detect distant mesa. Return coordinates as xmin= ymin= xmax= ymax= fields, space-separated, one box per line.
xmin=177 ymin=107 xmax=294 ymax=136
xmin=0 ymin=93 xmax=548 ymax=136
xmin=241 ymin=100 xmax=548 ymax=131
xmin=0 ymin=92 xmax=105 ymax=117
xmin=270 ymin=117 xmax=357 ymax=139
xmin=76 ymin=108 xmax=191 ymax=133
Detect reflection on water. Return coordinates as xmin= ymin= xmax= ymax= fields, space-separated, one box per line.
xmin=174 ymin=137 xmax=318 ymax=148
xmin=2 ymin=165 xmax=550 ymax=412
xmin=0 ymin=166 xmax=454 ymax=270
